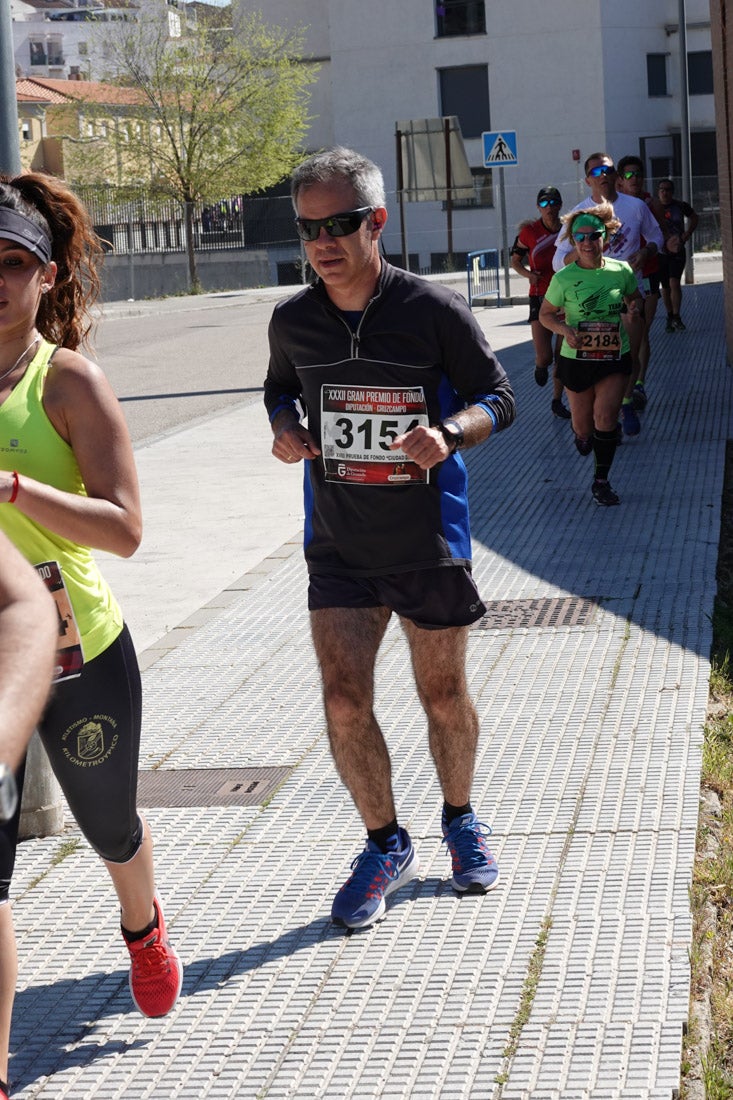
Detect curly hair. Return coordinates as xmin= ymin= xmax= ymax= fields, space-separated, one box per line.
xmin=558 ymin=202 xmax=621 ymax=245
xmin=0 ymin=173 xmax=103 ymax=351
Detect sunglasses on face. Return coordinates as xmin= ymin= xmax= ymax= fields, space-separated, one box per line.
xmin=538 ymin=198 xmax=561 ymax=208
xmin=588 ymin=165 xmax=616 ymax=178
xmin=294 ymin=206 xmax=373 ymax=242
xmin=622 ymin=169 xmax=643 ymax=179
xmin=573 ymin=230 xmax=605 ymax=242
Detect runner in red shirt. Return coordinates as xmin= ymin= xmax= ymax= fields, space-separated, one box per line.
xmin=511 ymin=187 xmax=571 ymax=420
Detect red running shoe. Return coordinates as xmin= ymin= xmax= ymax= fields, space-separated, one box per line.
xmin=125 ymin=897 xmax=182 ymax=1017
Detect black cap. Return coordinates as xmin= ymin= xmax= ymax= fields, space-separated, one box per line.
xmin=537 ymin=186 xmax=562 ymax=205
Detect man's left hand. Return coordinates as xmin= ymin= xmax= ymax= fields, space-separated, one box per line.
xmin=391 ymin=424 xmax=451 ymax=469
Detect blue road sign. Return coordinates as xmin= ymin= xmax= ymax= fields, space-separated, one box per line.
xmin=482 ymin=130 xmax=518 ymax=167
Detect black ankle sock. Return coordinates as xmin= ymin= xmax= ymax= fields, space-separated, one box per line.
xmin=592 ymin=428 xmax=618 ymax=481
xmin=443 ymin=801 xmax=472 ymax=825
xmin=121 ymin=906 xmax=159 ymax=944
xmin=368 ymin=819 xmax=400 ymax=853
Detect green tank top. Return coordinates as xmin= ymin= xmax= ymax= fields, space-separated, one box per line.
xmin=0 ymin=338 xmax=123 ymax=662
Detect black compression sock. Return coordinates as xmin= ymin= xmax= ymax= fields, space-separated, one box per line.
xmin=592 ymin=428 xmax=618 ymax=482
xmin=368 ymin=819 xmax=400 ymax=853
xmin=443 ymin=801 xmax=473 ymax=825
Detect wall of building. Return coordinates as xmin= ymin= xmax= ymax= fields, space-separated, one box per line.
xmin=233 ymin=0 xmax=716 ymax=270
xmin=710 ymin=0 xmax=733 ymax=364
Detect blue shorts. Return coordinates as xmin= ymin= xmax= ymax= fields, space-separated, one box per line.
xmin=308 ymin=567 xmax=486 ymax=630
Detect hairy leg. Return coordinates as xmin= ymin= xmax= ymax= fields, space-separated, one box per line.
xmin=311 ymin=606 xmax=394 ymax=830
xmin=401 ymin=621 xmax=478 ymax=806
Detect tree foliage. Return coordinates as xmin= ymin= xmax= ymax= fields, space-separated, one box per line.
xmin=62 ymin=5 xmax=317 ymax=289
xmin=101 ymin=7 xmax=315 ymax=202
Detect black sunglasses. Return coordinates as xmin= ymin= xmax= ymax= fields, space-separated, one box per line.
xmin=538 ymin=198 xmax=561 ymax=207
xmin=294 ymin=206 xmax=373 ymax=242
xmin=588 ymin=165 xmax=616 ymax=178
xmin=573 ymin=230 xmax=605 ymax=242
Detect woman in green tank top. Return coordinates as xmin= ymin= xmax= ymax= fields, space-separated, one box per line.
xmin=0 ymin=174 xmax=182 ymax=1098
xmin=540 ymin=202 xmax=644 ymax=507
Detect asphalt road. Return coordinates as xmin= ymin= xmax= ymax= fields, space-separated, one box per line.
xmin=93 ymin=287 xmax=293 ymax=443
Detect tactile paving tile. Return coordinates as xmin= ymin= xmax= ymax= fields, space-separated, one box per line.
xmin=8 ymin=283 xmax=728 ymax=1098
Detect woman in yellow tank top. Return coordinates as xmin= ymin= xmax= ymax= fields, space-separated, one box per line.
xmin=0 ymin=174 xmax=182 ymax=1098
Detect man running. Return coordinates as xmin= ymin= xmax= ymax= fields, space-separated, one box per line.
xmin=264 ymin=147 xmax=515 ymax=930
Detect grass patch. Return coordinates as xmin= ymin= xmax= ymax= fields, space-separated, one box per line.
xmin=24 ymin=837 xmax=81 ymax=894
xmin=681 ymin=596 xmax=733 ymax=1096
xmin=494 ymin=916 xmax=553 ymax=1087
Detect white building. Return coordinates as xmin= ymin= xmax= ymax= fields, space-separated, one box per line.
xmin=11 ymin=0 xmax=181 ymax=84
xmin=233 ymin=0 xmax=717 ymax=270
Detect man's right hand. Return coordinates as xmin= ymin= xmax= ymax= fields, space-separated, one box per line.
xmin=272 ymin=415 xmax=320 ymax=464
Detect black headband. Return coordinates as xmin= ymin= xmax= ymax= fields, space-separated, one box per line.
xmin=0 ymin=206 xmax=53 ymax=264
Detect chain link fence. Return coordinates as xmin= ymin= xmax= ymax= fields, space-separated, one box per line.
xmin=74 ymin=176 xmax=721 ymax=289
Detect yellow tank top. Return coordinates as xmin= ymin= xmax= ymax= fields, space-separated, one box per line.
xmin=0 ymin=339 xmax=123 ymax=661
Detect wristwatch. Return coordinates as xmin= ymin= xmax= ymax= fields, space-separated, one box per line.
xmin=438 ymin=418 xmax=465 ymax=453
xmin=0 ymin=764 xmax=18 ymax=823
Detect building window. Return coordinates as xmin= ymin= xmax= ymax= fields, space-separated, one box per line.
xmin=647 ymin=53 xmax=668 ymax=96
xmin=435 ymin=0 xmax=486 ymax=38
xmin=687 ymin=51 xmax=714 ymax=95
xmin=691 ymin=130 xmax=717 ymax=177
xmin=438 ymin=65 xmax=489 ymax=140
xmin=29 ymin=41 xmax=46 ymax=65
xmin=47 ymin=38 xmax=64 ymax=66
xmin=21 ymin=121 xmax=31 ymax=142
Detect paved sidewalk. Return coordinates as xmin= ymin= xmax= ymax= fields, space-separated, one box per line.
xmin=10 ymin=277 xmax=728 ymax=1099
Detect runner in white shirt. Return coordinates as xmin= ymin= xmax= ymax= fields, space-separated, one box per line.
xmin=552 ymin=153 xmax=664 ymax=436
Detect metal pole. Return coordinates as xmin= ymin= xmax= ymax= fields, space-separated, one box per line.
xmin=678 ymin=0 xmax=695 ymax=283
xmin=444 ymin=118 xmax=453 ymax=264
xmin=0 ymin=1 xmax=22 ymax=174
xmin=498 ymin=168 xmax=510 ymax=300
xmin=395 ymin=128 xmax=409 ymax=271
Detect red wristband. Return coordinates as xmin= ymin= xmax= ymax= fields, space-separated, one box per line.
xmin=8 ymin=471 xmax=19 ymax=505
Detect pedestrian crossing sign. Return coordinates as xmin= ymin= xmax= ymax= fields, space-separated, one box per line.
xmin=482 ymin=130 xmax=518 ymax=167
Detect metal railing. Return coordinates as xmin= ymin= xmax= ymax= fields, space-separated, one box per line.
xmin=466 ymin=249 xmax=500 ymax=308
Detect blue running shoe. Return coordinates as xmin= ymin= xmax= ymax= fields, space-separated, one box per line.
xmin=621 ymin=403 xmax=641 ymax=436
xmin=442 ymin=812 xmax=499 ymax=894
xmin=631 ymin=383 xmax=647 ymax=411
xmin=331 ymin=827 xmax=418 ymax=929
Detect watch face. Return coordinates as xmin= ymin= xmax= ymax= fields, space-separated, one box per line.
xmin=441 ymin=421 xmax=464 ymax=449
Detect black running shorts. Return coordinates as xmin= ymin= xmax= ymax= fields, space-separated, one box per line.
xmin=308 ymin=567 xmax=486 ymax=630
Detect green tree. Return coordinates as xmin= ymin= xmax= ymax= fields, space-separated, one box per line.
xmin=93 ymin=7 xmax=316 ymax=291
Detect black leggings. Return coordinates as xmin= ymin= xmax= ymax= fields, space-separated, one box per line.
xmin=0 ymin=624 xmax=143 ymax=903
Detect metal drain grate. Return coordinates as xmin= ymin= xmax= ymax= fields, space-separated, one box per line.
xmin=137 ymin=767 xmax=291 ymax=808
xmin=472 ymin=596 xmax=599 ymax=631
